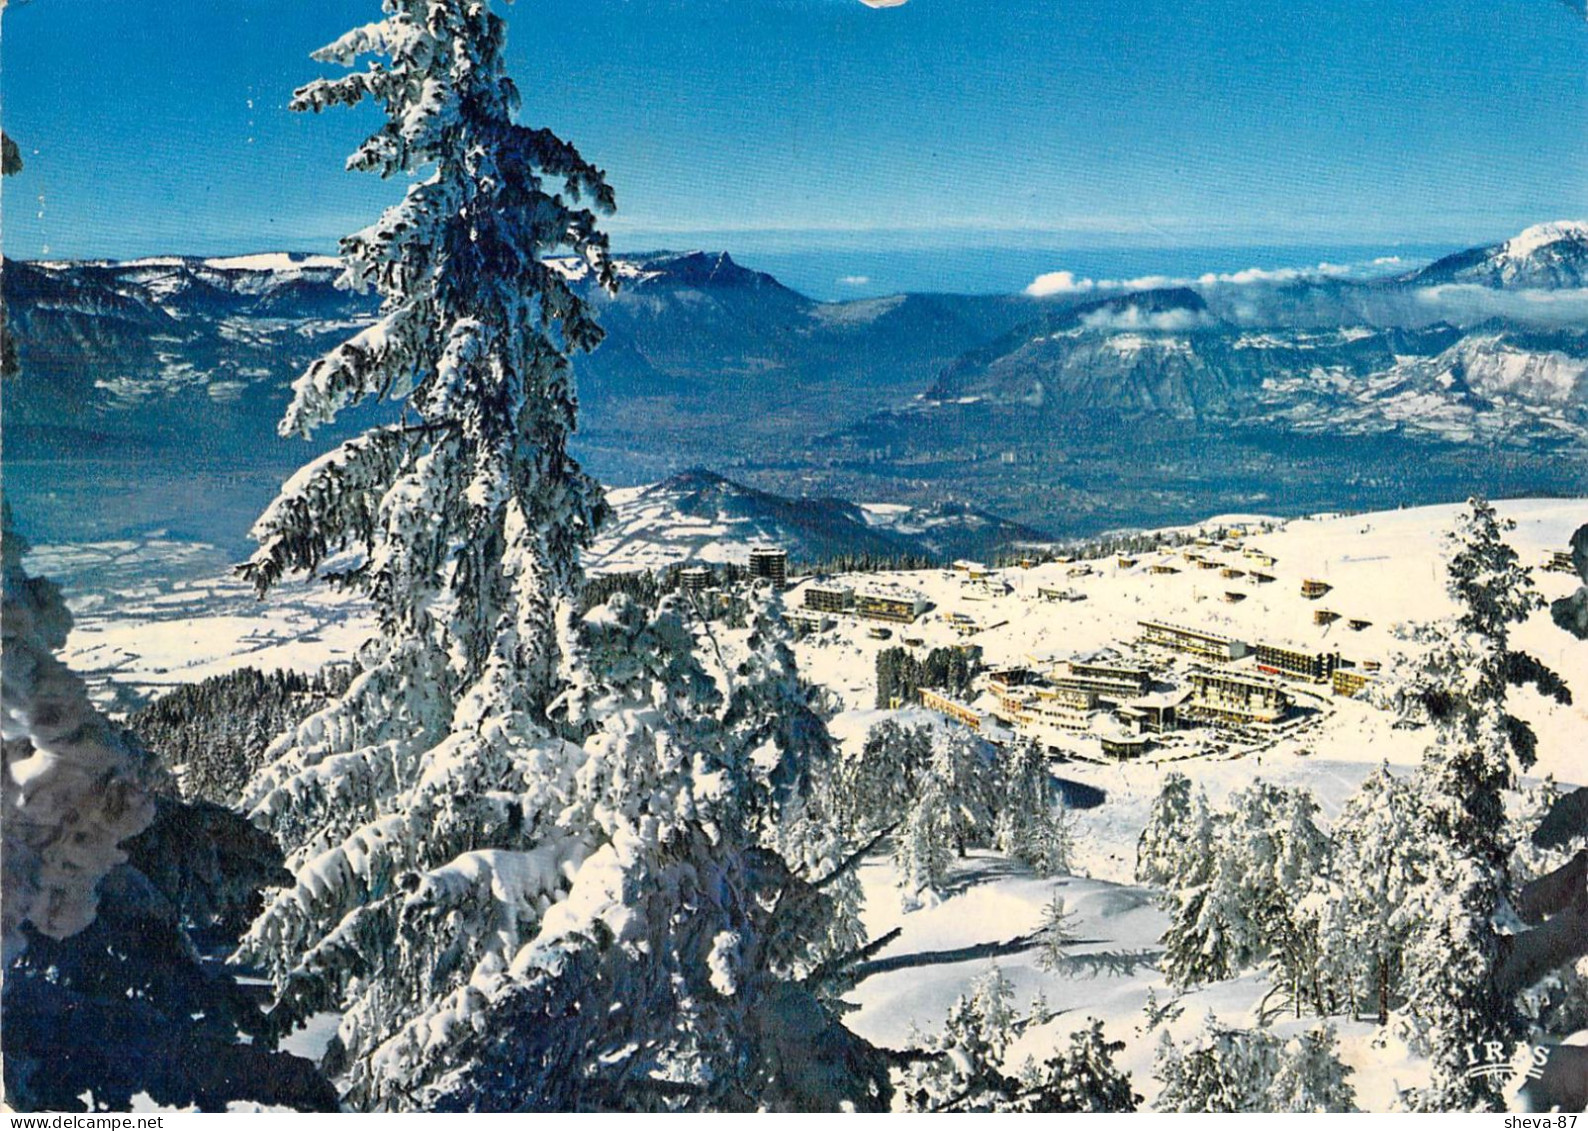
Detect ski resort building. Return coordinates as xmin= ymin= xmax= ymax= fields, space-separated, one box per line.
xmin=1332 ymin=669 xmax=1373 ymax=698
xmin=803 ymin=584 xmax=854 ymax=613
xmin=987 ymin=666 xmax=1032 ymax=691
xmin=992 ymin=684 xmax=1097 ymax=736
xmin=856 ymin=590 xmax=929 ymax=623
xmin=1099 ymin=730 xmax=1152 ymax=760
xmin=1050 ymin=660 xmax=1153 ymax=702
xmin=1115 ymin=689 xmax=1186 ymax=734
xmin=679 ymin=566 xmax=712 ymax=594
xmin=1037 ymin=584 xmax=1085 ymax=602
xmin=919 ymin=688 xmax=984 ymax=730
xmin=1300 ymin=578 xmax=1332 ymax=599
xmin=1183 ymin=669 xmax=1291 ymax=726
xmin=1254 ymin=642 xmax=1340 ymax=682
xmin=1137 ymin=620 xmax=1249 ymax=661
xmin=748 ymin=546 xmax=788 ymax=588
xmin=1544 ymin=550 xmax=1577 ymax=574
xmin=962 ymin=577 xmax=1011 ymax=600
xmin=786 ymin=611 xmax=832 ymax=635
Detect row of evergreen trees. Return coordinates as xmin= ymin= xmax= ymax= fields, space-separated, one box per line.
xmin=874 ymin=644 xmax=982 ymax=709
xmin=793 ymin=550 xmax=939 ymax=576
xmin=827 ymin=721 xmax=1073 ymax=905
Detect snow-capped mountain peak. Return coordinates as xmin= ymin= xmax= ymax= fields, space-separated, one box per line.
xmin=1407 ymin=220 xmax=1588 ymax=289
xmin=1495 ymin=220 xmax=1588 ymax=267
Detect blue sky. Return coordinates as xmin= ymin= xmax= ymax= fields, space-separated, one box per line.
xmin=3 ymin=0 xmax=1585 ymax=263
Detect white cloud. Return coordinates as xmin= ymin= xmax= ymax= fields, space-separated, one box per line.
xmin=1025 ymin=257 xmax=1404 ymax=297
xmin=837 ymin=274 xmax=871 ymax=286
xmin=1025 ymin=270 xmax=1097 ymax=296
xmin=1079 ymin=305 xmax=1211 ymax=332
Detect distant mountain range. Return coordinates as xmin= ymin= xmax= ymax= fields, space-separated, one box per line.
xmin=5 ymin=222 xmax=1587 ymax=550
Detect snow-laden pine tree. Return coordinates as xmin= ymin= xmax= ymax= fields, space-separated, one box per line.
xmin=347 ymin=594 xmax=890 ymax=1110
xmin=1018 ymin=1019 xmax=1141 ymax=1112
xmin=993 ymin=739 xmax=1074 ymax=876
xmin=1134 ymin=771 xmax=1216 ymax=888
xmin=898 ymin=965 xmax=1021 ymax=1112
xmin=1159 ymin=782 xmax=1331 ymax=1015
xmin=828 ymin=718 xmax=999 ymax=904
xmin=233 ymin=3 xmax=887 ymax=1109
xmin=1394 ymin=498 xmax=1570 ymax=1110
xmin=234 ymin=0 xmax=620 ymax=1078
xmin=1319 ymin=765 xmax=1427 ymax=1025
xmin=826 ymin=717 xmax=927 ymax=834
xmin=1155 ymin=1017 xmax=1356 ymax=1113
xmin=898 ymin=969 xmax=1140 ymax=1113
xmin=1153 ymin=1014 xmax=1282 ymax=1112
xmin=1264 ymin=1026 xmax=1357 ymax=1112
xmin=893 ymin=724 xmax=996 ymax=904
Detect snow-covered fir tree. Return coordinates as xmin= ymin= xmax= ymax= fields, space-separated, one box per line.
xmin=349 ymin=594 xmax=890 ymax=1110
xmin=1017 ymin=1018 xmax=1141 ymax=1112
xmin=993 ymin=739 xmax=1074 ymax=876
xmin=1159 ymin=782 xmax=1331 ymax=1016
xmin=1153 ymin=1014 xmax=1282 ymax=1112
xmin=897 ymin=966 xmax=1139 ymax=1113
xmin=1034 ymin=893 xmax=1081 ymax=972
xmin=898 ymin=965 xmax=1021 ymax=1111
xmin=828 ymin=718 xmax=1000 ymax=905
xmin=1318 ymin=764 xmax=1427 ymax=1025
xmin=1154 ymin=1014 xmax=1353 ymax=1113
xmin=232 ymin=1 xmax=887 ymax=1109
xmin=1264 ymin=1026 xmax=1358 ymax=1113
xmin=234 ymin=0 xmax=621 ymax=1083
xmin=890 ymin=723 xmax=1000 ymax=903
xmin=1394 ymin=498 xmax=1570 ymax=1110
xmin=1134 ymin=771 xmax=1216 ymax=889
